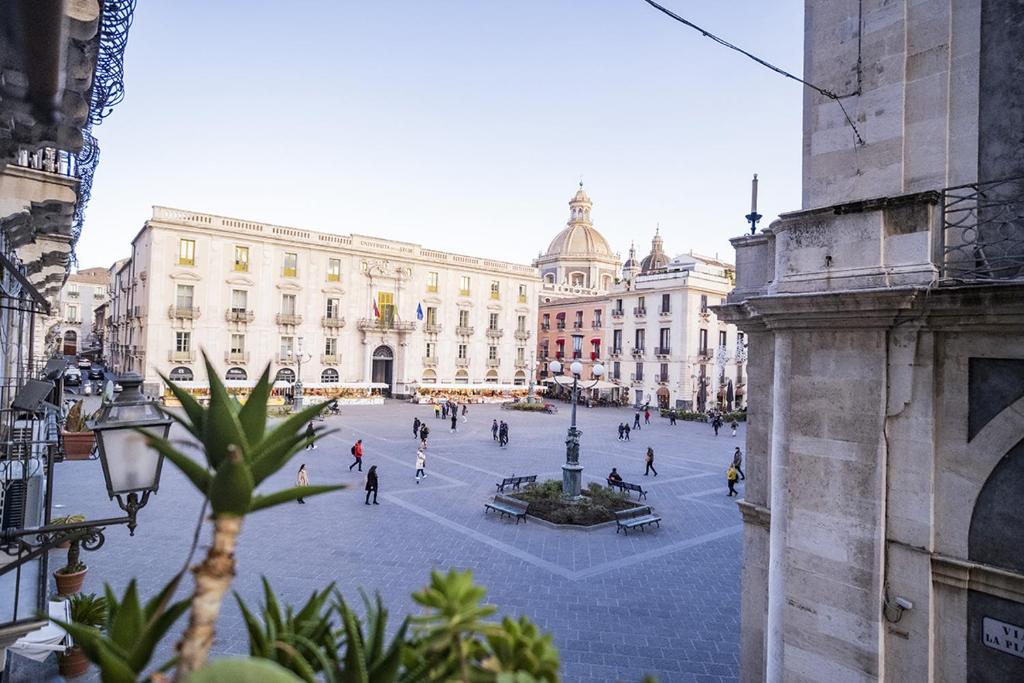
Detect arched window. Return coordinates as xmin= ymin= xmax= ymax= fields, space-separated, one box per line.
xmin=544 ymin=273 xmax=555 ymax=284
xmin=454 ymin=369 xmax=469 ymax=384
xmin=570 ymin=272 xmax=586 ymax=287
xmin=169 ymin=366 xmax=194 ymax=382
xmin=372 ymin=345 xmax=393 ymax=360
xmin=484 ymin=369 xmax=498 ymax=384
xmin=321 ymin=368 xmax=339 ymax=383
xmin=275 ymin=368 xmax=295 ymax=383
xmin=225 ymin=367 xmax=247 ymax=381
xmin=421 ymin=369 xmax=437 ymax=384
xmin=513 ymin=370 xmax=526 ymax=386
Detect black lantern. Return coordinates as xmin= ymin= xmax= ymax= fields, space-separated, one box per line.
xmin=87 ymin=373 xmax=171 ymax=533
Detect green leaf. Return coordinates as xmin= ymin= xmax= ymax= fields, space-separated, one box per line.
xmin=131 ymin=597 xmax=189 ymax=673
xmin=107 ymin=580 xmax=143 ymax=650
xmin=235 ymin=592 xmax=269 ymax=657
xmin=93 ymin=638 xmax=139 ymax=683
xmin=141 ymin=432 xmax=213 ymax=495
xmin=209 ymin=447 xmax=255 ymax=516
xmin=185 ymin=657 xmax=307 ymax=683
xmin=250 ymin=429 xmax=338 ymax=486
xmin=238 ymin=365 xmax=273 ymax=443
xmin=157 ymin=371 xmax=206 ymax=434
xmin=249 ymin=484 xmax=345 ymax=513
xmin=202 ymin=351 xmax=249 ymax=466
xmin=251 ymin=399 xmax=333 ymax=469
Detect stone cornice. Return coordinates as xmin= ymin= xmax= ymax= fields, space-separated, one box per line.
xmin=932 ymin=554 xmax=1024 ymax=604
xmin=772 ymin=190 xmax=941 ymax=233
xmin=737 ymin=500 xmax=770 ymax=529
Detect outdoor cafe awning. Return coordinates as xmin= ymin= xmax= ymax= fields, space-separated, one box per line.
xmin=543 ymin=376 xmax=621 ymax=391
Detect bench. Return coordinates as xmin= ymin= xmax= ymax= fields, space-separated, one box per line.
xmin=614 ymin=506 xmax=662 ymax=535
xmin=484 ymin=495 xmax=529 ymax=524
xmin=495 ymin=474 xmax=538 ymax=493
xmin=607 ymin=479 xmax=647 ymax=501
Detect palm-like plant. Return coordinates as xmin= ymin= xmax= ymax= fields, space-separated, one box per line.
xmin=143 ymin=354 xmax=344 ymax=680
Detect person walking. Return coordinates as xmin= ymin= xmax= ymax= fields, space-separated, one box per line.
xmin=644 ymin=447 xmax=658 ymax=476
xmin=712 ymin=416 xmax=721 ymax=436
xmin=730 ymin=420 xmax=739 ymax=437
xmin=491 ymin=419 xmax=499 ymax=441
xmin=617 ymin=423 xmax=625 ymax=440
xmin=727 ymin=464 xmax=739 ymax=497
xmin=364 ymin=465 xmax=379 ymax=505
xmin=441 ymin=402 xmax=448 ymax=419
xmin=413 ymin=417 xmax=421 ymax=438
xmin=348 ymin=439 xmax=364 ymax=471
xmin=419 ymin=424 xmax=430 ymax=444
xmin=633 ymin=411 xmax=642 ymax=430
xmin=304 ymin=422 xmax=316 ymax=450
xmin=415 ymin=448 xmax=426 ymax=483
xmin=732 ymin=447 xmax=745 ymax=480
xmin=669 ymin=410 xmax=677 ymax=426
xmin=434 ymin=403 xmax=441 ymax=419
xmin=450 ymin=412 xmax=458 ymax=433
xmin=461 ymin=403 xmax=468 ymax=422
xmin=644 ymin=408 xmax=651 ymax=425
xmin=296 ymin=463 xmax=309 ymax=504
xmin=498 ymin=421 xmax=509 ymax=447
xmin=624 ymin=423 xmax=631 ymax=441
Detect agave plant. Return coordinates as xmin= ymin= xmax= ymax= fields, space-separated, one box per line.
xmin=333 ymin=591 xmax=408 ymax=683
xmin=54 ymin=577 xmax=189 ymax=683
xmin=142 ymin=354 xmax=344 ymax=680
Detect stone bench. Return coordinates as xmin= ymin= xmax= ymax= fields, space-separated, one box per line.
xmin=614 ymin=506 xmax=662 ymax=535
xmin=484 ymin=495 xmax=529 ymax=524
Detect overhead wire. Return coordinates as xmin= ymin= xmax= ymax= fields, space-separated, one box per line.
xmin=641 ymin=0 xmax=866 ymax=147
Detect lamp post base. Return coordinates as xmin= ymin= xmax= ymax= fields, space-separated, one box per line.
xmin=562 ymin=463 xmax=583 ymax=500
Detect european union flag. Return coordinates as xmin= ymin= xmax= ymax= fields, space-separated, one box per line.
xmin=416 ymin=303 xmax=424 ymax=320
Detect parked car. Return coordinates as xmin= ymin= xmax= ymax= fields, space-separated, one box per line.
xmin=64 ymin=368 xmax=81 ymax=386
xmin=87 ymin=366 xmax=104 ymax=380
xmin=76 ymin=358 xmax=91 ymax=369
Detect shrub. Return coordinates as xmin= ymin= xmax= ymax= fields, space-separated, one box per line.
xmin=504 ymin=401 xmax=551 ymax=412
xmin=511 ymin=480 xmax=634 ymax=525
xmin=658 ymin=408 xmax=747 ymax=423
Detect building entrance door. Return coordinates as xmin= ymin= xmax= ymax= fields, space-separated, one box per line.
xmin=62 ymin=330 xmax=77 ymax=356
xmin=371 ymin=345 xmax=394 ymax=396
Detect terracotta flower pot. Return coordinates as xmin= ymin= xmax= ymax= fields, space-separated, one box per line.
xmin=58 ymin=646 xmax=91 ymax=678
xmin=62 ymin=432 xmax=95 ymax=460
xmin=54 ymin=566 xmax=88 ymax=596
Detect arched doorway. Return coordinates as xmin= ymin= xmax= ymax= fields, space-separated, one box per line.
xmin=656 ymin=386 xmax=670 ymax=409
xmin=62 ymin=330 xmax=77 ymax=356
xmin=371 ymin=345 xmax=394 ymax=396
xmin=513 ymin=370 xmax=526 ymax=386
xmin=484 ymin=370 xmax=498 ymax=384
xmin=421 ymin=369 xmax=437 ymax=384
xmin=169 ymin=366 xmax=194 ymax=382
xmin=454 ymin=369 xmax=469 ymax=384
xmin=321 ymin=368 xmax=339 ymax=383
xmin=275 ymin=368 xmax=295 ymax=384
xmin=226 ymin=367 xmax=247 ymax=381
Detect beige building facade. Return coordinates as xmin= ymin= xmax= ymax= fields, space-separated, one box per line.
xmin=53 ymin=267 xmax=109 ymax=356
xmin=110 ymin=207 xmax=540 ymax=396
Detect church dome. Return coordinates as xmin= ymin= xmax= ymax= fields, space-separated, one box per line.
xmin=545 ymin=223 xmax=614 ymax=258
xmin=640 ymin=227 xmax=669 ymax=273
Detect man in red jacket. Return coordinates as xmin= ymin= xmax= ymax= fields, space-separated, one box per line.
xmin=348 ymin=439 xmax=363 ymax=472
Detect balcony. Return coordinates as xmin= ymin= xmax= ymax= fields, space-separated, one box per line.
xmin=276 ymin=353 xmax=296 ymax=365
xmin=455 ymin=357 xmax=470 ymax=367
xmin=321 ymin=354 xmax=340 ymax=365
xmin=655 ymin=346 xmax=671 ymax=358
xmin=630 ymin=373 xmax=644 ymax=386
xmin=455 ymin=325 xmax=475 ymax=337
xmin=423 ymin=323 xmax=442 ymax=335
xmin=169 ymin=305 xmax=200 ymax=320
xmin=169 ymin=350 xmax=196 ymax=363
xmin=485 ymin=328 xmax=504 ymax=339
xmin=555 ymin=322 xmax=566 ymax=330
xmin=514 ymin=358 xmax=528 ymax=368
xmin=459 ymin=289 xmax=471 ymax=297
xmin=66 ymin=289 xmax=79 ymax=298
xmin=321 ymin=315 xmax=346 ymax=329
xmin=518 ymin=295 xmax=528 ymax=304
xmin=591 ymin=321 xmax=602 ymax=329
xmin=941 ymin=176 xmax=1024 ymax=281
xmin=632 ymin=347 xmax=645 ymax=357
xmin=572 ymin=321 xmax=583 ymax=330
xmin=633 ymin=307 xmax=646 ymax=317
xmin=540 ymin=323 xmax=550 ymax=331
xmin=659 ymin=308 xmax=672 ymax=317
xmin=276 ymin=313 xmax=303 ymax=326
xmin=486 ymin=358 xmax=501 ymax=368
xmin=609 ymin=348 xmax=622 ymax=358
xmin=226 ymin=309 xmax=255 ymax=323
xmin=657 ymin=373 xmax=670 ymax=384
xmin=356 ymin=319 xmax=417 ymax=333
xmin=514 ymin=330 xmax=531 ymax=342
xmin=611 ymin=309 xmax=624 ymax=318
xmin=225 ymin=351 xmax=249 ymax=364
xmin=422 ymin=356 xmax=438 ymax=367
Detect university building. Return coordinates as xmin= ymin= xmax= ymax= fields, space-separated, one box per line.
xmin=108 ymin=207 xmax=540 ymax=397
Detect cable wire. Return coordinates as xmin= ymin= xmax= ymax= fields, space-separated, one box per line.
xmin=641 ymin=0 xmax=865 ymax=146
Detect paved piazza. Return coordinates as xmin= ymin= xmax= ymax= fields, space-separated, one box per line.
xmin=29 ymin=402 xmax=745 ymax=682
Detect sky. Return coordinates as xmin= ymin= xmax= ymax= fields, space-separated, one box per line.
xmin=77 ymin=1 xmax=804 ymax=270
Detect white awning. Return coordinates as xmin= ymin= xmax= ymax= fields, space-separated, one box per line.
xmin=544 ymin=376 xmax=622 ymax=391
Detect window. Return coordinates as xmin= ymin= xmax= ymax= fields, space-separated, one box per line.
xmin=593 ymin=309 xmax=602 ymax=326
xmin=613 ymin=329 xmax=622 ymax=353
xmin=283 ymin=252 xmax=298 ymax=277
xmin=659 ymin=328 xmax=670 ymax=350
xmin=516 ymin=347 xmax=525 ymax=361
xmin=178 ymin=239 xmax=195 ymax=266
xmin=67 ymin=283 xmax=79 ymax=296
xmin=281 ymin=294 xmax=297 ymax=315
xmin=488 ymin=346 xmax=498 ymax=360
xmin=574 ymin=310 xmax=583 ymax=328
xmin=175 ymin=331 xmax=191 ymax=353
xmin=700 ymin=294 xmax=708 ymax=313
xmin=176 ymin=284 xmax=194 ymax=309
xmin=637 ymin=296 xmax=646 ymax=311
xmin=377 ymin=292 xmax=395 ymax=324
xmin=556 ymin=312 xmax=566 ymax=330
xmin=517 ymin=315 xmax=526 ymax=332
xmin=570 ymin=272 xmax=585 ymax=286
xmin=635 ymin=329 xmax=645 ymax=350
xmin=321 ymin=368 xmax=340 ymax=383
xmin=612 ymin=361 xmax=620 ymax=380
xmin=426 ymin=306 xmax=437 ymax=326
xmin=327 ymin=258 xmax=341 ymax=282
xmin=555 ymin=339 xmax=565 ymax=358
xmin=699 ymin=328 xmax=709 ymax=354
xmin=231 ymin=289 xmax=248 ymax=313
xmin=541 ymin=341 xmax=549 ymax=358
xmin=458 ymin=344 xmax=467 ymax=359
xmin=591 ymin=339 xmax=601 ymax=358
xmin=459 ymin=309 xmax=470 ymax=327
xmin=427 ymin=271 xmax=439 ymax=293
xmin=459 ymin=276 xmax=471 ymax=296
xmin=488 ymin=313 xmax=499 ymax=330
xmin=542 ymin=313 xmax=550 ymax=329
xmin=572 ymin=335 xmax=583 ymax=359
xmin=425 ymin=342 xmax=435 ymax=358
xmin=635 ymin=362 xmax=643 ymax=380
xmin=280 ymin=336 xmax=294 ymax=358
xmin=719 ymin=330 xmax=727 ymax=347
xmin=660 ymin=363 xmax=669 ymax=382
xmin=325 ymin=337 xmax=337 ymax=356
xmin=615 ymin=298 xmax=623 ymax=313
xmin=737 ymin=332 xmax=745 ymax=355
xmin=489 ymin=281 xmax=500 ymax=300
xmin=661 ymin=293 xmax=670 ymax=314
xmin=326 ymin=297 xmax=341 ymax=319
xmin=66 ymin=304 xmax=79 ymax=322
xmin=234 ymin=246 xmax=249 ymax=272
xmin=518 ymin=284 xmax=528 ymax=303
xmin=230 ymin=334 xmax=245 ymax=354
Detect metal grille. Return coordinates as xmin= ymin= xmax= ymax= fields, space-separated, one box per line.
xmin=941 ymin=176 xmax=1024 ymax=281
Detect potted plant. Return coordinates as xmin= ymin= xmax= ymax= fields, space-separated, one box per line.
xmin=51 ymin=514 xmax=85 ymax=549
xmin=58 ymin=592 xmax=107 ymax=678
xmin=61 ymin=401 xmax=95 ymax=460
xmin=53 ymin=528 xmax=95 ymax=596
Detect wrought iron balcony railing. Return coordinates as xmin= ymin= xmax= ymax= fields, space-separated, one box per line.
xmin=941 ymin=176 xmax=1024 ymax=281
xmin=356 ymin=318 xmax=416 ymax=332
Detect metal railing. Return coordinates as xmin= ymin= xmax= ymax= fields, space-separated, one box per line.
xmin=941 ymin=176 xmax=1024 ymax=281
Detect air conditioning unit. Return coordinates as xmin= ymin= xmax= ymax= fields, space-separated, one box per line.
xmin=1 ymin=467 xmax=46 ymax=534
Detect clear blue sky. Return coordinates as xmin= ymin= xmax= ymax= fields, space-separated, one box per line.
xmin=78 ymin=0 xmax=804 ymax=269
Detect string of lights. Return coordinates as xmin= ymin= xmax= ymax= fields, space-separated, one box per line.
xmin=641 ymin=0 xmax=865 ymax=146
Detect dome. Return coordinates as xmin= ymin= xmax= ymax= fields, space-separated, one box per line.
xmin=572 ymin=187 xmax=591 ymax=203
xmin=640 ymin=227 xmax=669 ymax=273
xmin=545 ymin=223 xmax=614 ymax=258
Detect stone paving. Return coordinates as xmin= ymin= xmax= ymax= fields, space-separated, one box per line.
xmin=13 ymin=401 xmax=746 ymax=682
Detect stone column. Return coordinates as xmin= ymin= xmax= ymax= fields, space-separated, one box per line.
xmin=765 ymin=330 xmax=792 ymax=683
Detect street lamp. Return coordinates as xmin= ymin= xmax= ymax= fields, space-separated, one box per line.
xmin=292 ymin=337 xmax=312 ymax=409
xmin=548 ymin=336 xmax=605 ymax=499
xmin=1 ymin=373 xmax=169 ymax=577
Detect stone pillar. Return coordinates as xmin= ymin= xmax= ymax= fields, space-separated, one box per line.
xmin=765 ymin=331 xmax=792 ymax=683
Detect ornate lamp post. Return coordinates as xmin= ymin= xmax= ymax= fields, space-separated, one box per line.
xmin=548 ymin=334 xmax=604 ymax=499
xmin=292 ymin=337 xmax=312 ymax=409
xmin=526 ymin=351 xmax=538 ymax=404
